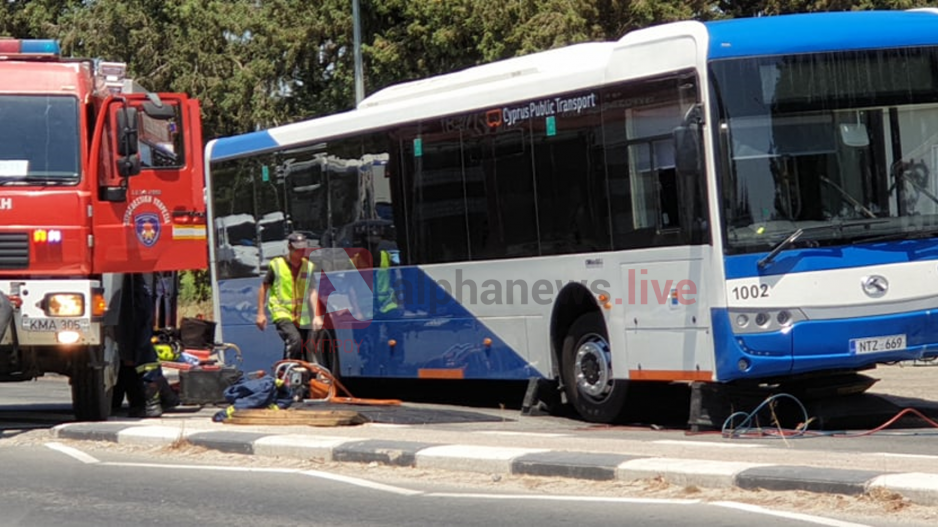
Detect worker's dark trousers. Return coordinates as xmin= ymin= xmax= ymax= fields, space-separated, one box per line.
xmin=275 ymin=319 xmax=309 ymax=361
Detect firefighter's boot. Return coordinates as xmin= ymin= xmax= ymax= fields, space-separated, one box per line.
xmin=154 ymin=370 xmax=180 ymax=410
xmin=141 ymin=380 xmax=163 ymax=417
xmin=128 ymin=368 xmax=163 ymax=417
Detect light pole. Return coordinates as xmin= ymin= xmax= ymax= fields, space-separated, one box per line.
xmin=352 ymin=0 xmax=364 ymax=105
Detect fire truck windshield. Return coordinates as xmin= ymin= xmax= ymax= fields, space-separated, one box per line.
xmin=0 ymin=95 xmax=80 ymax=182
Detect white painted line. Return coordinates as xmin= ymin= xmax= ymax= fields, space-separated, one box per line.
xmin=368 ymin=423 xmax=411 ymax=428
xmin=878 ymin=452 xmax=938 ymax=460
xmin=653 ymin=439 xmax=765 ymax=449
xmin=711 ymin=501 xmax=871 ymax=527
xmin=102 ymin=461 xmax=299 ymax=474
xmin=301 ymin=469 xmax=424 ymax=496
xmin=44 ymin=442 xmax=100 ymax=464
xmin=425 ymin=492 xmax=699 ymax=505
xmin=99 ymin=461 xmax=421 ymax=496
xmin=475 ymin=431 xmax=569 ymax=438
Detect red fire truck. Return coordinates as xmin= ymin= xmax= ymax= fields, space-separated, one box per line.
xmin=0 ymin=39 xmax=207 ymax=420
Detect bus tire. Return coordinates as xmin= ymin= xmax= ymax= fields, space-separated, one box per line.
xmin=561 ymin=312 xmax=628 ymax=423
xmin=71 ymin=345 xmax=112 ymax=422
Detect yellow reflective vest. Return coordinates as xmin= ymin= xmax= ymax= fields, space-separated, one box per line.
xmin=376 ymin=249 xmax=398 ymax=314
xmin=267 ymin=256 xmax=316 ymax=327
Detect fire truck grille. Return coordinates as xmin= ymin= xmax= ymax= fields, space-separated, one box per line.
xmin=0 ymin=232 xmax=29 ymax=269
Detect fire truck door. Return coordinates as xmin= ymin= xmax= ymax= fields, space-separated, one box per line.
xmin=92 ymin=96 xmax=207 ymax=274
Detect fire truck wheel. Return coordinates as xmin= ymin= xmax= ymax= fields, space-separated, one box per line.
xmin=71 ymin=345 xmax=112 ymax=421
xmin=560 ymin=311 xmax=628 ymax=423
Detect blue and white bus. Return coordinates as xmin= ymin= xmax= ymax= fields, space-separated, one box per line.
xmin=206 ymin=9 xmax=938 ymax=423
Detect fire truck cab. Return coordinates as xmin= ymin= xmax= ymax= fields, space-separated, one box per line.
xmin=0 ymin=39 xmax=207 ymax=420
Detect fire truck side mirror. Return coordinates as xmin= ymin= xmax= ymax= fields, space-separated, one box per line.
xmin=116 ymin=107 xmax=139 ymax=157
xmin=117 ymin=155 xmax=141 ymax=178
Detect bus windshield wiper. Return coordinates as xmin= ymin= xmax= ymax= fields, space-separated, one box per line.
xmin=851 ymin=226 xmax=938 ymax=245
xmin=757 ymin=219 xmax=889 ymax=269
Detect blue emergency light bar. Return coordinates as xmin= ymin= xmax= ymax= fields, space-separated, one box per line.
xmin=0 ymin=38 xmax=61 ymax=58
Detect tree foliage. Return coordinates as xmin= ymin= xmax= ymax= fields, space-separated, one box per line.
xmin=1 ymin=0 xmax=935 ymax=140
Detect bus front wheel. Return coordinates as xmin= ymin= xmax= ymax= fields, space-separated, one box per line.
xmin=561 ymin=312 xmax=628 ymax=423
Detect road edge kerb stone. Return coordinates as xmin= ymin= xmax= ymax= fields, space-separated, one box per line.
xmin=50 ymin=423 xmax=938 ymax=506
xmin=512 ymin=451 xmax=637 ymax=481
xmin=735 ymin=465 xmax=886 ymax=495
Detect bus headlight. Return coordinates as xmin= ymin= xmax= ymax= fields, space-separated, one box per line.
xmin=728 ymin=307 xmax=807 ymax=334
xmin=43 ymin=293 xmax=85 ymax=317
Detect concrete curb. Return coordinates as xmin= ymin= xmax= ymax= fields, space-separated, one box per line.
xmin=51 ymin=423 xmax=938 ymax=506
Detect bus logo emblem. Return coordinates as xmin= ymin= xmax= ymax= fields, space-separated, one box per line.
xmin=485 ymin=109 xmax=502 ymax=128
xmin=862 ymin=275 xmax=888 ymax=298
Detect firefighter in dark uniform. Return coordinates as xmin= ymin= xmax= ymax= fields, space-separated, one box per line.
xmin=112 ymin=273 xmax=178 ymax=417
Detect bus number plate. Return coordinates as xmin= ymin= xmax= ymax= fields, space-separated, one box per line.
xmin=850 ymin=334 xmax=906 ymax=354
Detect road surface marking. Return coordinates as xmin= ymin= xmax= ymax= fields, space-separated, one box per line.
xmin=45 ymin=442 xmax=100 ymax=464
xmin=301 ymin=469 xmax=423 ymax=496
xmin=711 ymin=501 xmax=871 ymax=527
xmin=425 ymin=493 xmax=700 ymax=505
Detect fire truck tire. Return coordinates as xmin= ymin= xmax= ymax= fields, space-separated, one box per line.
xmin=71 ymin=345 xmax=112 ymax=421
xmin=560 ymin=311 xmax=629 ymax=423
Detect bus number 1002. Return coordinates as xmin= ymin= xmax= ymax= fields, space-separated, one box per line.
xmin=731 ymin=284 xmax=770 ymax=301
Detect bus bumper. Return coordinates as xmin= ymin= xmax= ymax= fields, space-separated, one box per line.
xmin=712 ymin=307 xmax=935 ymax=382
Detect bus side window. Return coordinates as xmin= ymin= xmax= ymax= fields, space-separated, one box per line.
xmin=628 ymin=140 xmax=680 ymax=233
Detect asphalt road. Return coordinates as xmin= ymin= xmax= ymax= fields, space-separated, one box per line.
xmin=0 ymin=442 xmax=912 ymax=527
xmin=5 ymin=371 xmax=938 ymax=525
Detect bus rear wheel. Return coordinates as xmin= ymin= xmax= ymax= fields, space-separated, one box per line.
xmin=561 ymin=312 xmax=628 ymax=423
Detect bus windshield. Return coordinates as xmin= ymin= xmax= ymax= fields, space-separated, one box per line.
xmin=711 ymin=47 xmax=938 ymax=255
xmin=0 ymin=95 xmax=80 ymax=182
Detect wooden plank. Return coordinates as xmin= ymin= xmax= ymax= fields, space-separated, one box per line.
xmin=223 ymin=409 xmax=369 ymax=427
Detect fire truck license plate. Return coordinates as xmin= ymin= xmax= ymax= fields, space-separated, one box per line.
xmin=23 ymin=318 xmax=87 ymax=332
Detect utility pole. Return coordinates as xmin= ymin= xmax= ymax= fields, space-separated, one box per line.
xmin=352 ymin=0 xmax=364 ymax=105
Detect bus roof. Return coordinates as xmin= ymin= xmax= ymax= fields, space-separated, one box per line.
xmin=208 ymin=9 xmax=938 ymax=164
xmin=705 ymin=9 xmax=938 ymax=60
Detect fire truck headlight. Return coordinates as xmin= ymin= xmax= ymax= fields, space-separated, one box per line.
xmin=57 ymin=331 xmax=81 ymax=345
xmin=43 ymin=293 xmax=85 ymax=317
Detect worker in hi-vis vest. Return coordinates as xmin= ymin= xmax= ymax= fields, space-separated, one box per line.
xmin=347 ymin=221 xmax=401 ymax=321
xmin=256 ymin=232 xmax=323 ymax=361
